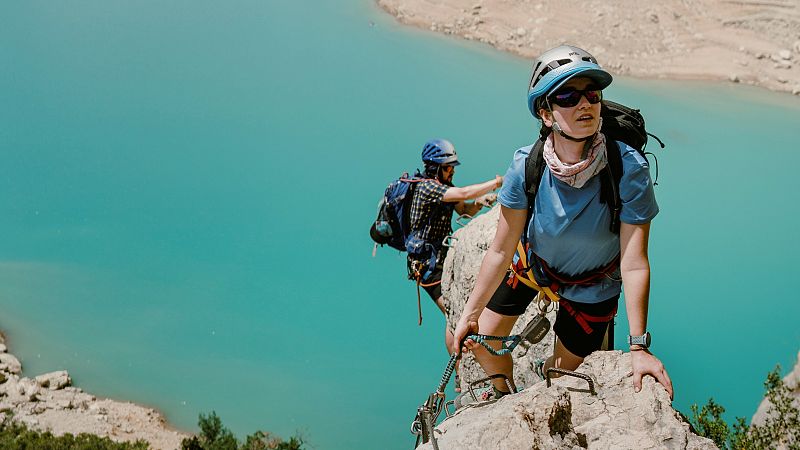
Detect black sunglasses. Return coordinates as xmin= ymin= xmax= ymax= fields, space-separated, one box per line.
xmin=548 ymin=87 xmax=603 ymax=108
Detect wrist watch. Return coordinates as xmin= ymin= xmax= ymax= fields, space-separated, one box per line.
xmin=627 ymin=331 xmax=651 ymax=348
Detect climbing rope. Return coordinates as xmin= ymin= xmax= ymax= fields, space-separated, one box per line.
xmin=465 ymin=334 xmax=521 ymax=356
xmin=465 ymin=308 xmax=553 ymax=356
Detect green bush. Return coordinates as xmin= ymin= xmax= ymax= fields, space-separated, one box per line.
xmin=181 ymin=412 xmax=304 ymax=450
xmin=690 ymin=366 xmax=799 ymax=450
xmin=0 ymin=414 xmax=148 ymax=449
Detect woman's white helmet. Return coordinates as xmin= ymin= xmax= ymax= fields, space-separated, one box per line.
xmin=527 ymin=45 xmax=613 ymax=119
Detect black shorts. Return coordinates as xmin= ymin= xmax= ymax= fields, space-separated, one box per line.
xmin=486 ymin=273 xmax=618 ymax=357
xmin=485 ymin=272 xmax=538 ymax=316
xmin=554 ymin=296 xmax=618 ymax=358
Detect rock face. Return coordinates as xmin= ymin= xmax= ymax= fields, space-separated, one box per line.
xmin=418 ymin=352 xmax=716 ymax=450
xmin=430 ymin=207 xmax=717 ymax=449
xmin=442 ymin=206 xmax=556 ymax=392
xmin=376 ymin=0 xmax=800 ymax=96
xmin=0 ymin=331 xmax=187 ymax=450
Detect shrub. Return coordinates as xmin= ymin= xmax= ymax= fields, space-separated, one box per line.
xmin=181 ymin=412 xmax=304 ymax=450
xmin=0 ymin=414 xmax=148 ymax=449
xmin=690 ymin=366 xmax=799 ymax=449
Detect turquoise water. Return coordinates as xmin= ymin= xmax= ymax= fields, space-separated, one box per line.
xmin=1 ymin=1 xmax=799 ymax=448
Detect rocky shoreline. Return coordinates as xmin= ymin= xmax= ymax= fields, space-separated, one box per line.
xmin=376 ymin=0 xmax=800 ymax=96
xmin=0 ymin=331 xmax=188 ymax=450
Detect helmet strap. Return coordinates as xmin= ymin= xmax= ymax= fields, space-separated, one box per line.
xmin=552 ymin=120 xmax=591 ymax=143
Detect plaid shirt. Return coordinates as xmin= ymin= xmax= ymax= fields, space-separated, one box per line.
xmin=409 ymin=179 xmax=455 ymax=248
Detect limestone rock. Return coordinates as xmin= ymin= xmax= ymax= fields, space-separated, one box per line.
xmin=442 ymin=206 xmax=556 ymax=392
xmin=417 ymin=352 xmax=717 ymax=450
xmin=0 ymin=353 xmax=22 ymax=374
xmin=376 ymin=0 xmax=800 ymax=95
xmin=35 ymin=371 xmax=71 ymax=390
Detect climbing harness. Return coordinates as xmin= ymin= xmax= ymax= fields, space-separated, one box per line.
xmin=509 ymin=242 xmax=561 ymax=303
xmin=559 ymin=298 xmax=617 ymax=335
xmin=509 ymin=241 xmax=619 ymax=344
xmin=533 ymin=252 xmax=621 ymax=287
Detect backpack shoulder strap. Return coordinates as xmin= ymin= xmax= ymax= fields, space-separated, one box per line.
xmin=606 ymin=137 xmax=623 ymax=186
xmin=524 ymin=139 xmax=547 ymax=203
xmin=523 ymin=139 xmax=547 ymax=243
xmin=600 ymin=137 xmax=623 ymax=233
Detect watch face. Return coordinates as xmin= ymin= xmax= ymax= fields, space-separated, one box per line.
xmin=629 ymin=332 xmax=651 ymax=347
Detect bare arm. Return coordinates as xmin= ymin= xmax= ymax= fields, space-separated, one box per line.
xmin=442 ymin=176 xmax=502 ymax=203
xmin=452 ymin=206 xmax=527 ymax=354
xmin=620 ymin=222 xmax=673 ymax=399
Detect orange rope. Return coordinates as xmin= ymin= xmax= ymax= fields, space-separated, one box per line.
xmin=411 ymin=261 xmax=442 ymax=325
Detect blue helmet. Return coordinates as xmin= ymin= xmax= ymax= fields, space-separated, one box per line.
xmin=527 ymin=45 xmax=613 ymax=119
xmin=421 ymin=139 xmax=460 ymax=166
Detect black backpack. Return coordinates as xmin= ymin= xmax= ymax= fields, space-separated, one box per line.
xmin=524 ymin=100 xmax=665 ymax=234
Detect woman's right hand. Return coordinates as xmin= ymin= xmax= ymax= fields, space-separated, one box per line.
xmin=452 ymin=316 xmax=480 ymax=354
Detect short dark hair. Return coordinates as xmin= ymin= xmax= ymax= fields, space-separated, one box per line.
xmin=423 ymin=162 xmax=440 ymax=179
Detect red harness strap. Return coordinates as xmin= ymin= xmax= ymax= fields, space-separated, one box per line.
xmin=534 ymin=252 xmax=620 ymax=287
xmin=559 ymin=298 xmax=617 ymax=334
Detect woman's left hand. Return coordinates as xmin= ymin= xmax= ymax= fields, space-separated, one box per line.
xmin=631 ymin=349 xmax=673 ymax=400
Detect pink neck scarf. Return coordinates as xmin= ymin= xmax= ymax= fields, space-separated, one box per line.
xmin=542 ymin=132 xmax=607 ymax=188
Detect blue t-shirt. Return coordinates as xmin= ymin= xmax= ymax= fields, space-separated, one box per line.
xmin=498 ymin=141 xmax=658 ymax=303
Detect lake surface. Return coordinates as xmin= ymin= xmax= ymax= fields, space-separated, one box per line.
xmin=1 ymin=1 xmax=799 ymax=448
